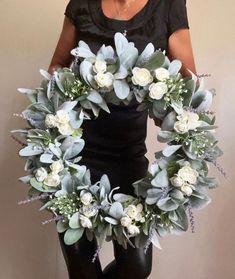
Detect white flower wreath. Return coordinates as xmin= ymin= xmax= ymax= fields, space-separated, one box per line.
xmin=13 ymin=32 xmax=224 ymax=256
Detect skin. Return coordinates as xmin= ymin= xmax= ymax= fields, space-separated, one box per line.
xmin=48 ymin=0 xmax=199 ymax=126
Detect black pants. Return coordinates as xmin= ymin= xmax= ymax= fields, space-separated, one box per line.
xmin=57 ymin=153 xmax=152 ymax=278
xmin=57 ymin=229 xmax=152 ymax=279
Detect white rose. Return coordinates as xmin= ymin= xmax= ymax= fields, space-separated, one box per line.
xmin=178 ymin=165 xmax=199 ymax=184
xmin=181 ymin=183 xmax=195 ymax=196
xmin=50 ymin=160 xmax=64 ymax=174
xmin=170 ymin=175 xmax=184 ymax=187
xmin=80 ymin=215 xmax=92 ymax=229
xmin=93 ymin=59 xmax=107 ymax=73
xmin=94 ymin=72 xmax=114 ymax=88
xmin=127 ymin=224 xmax=140 ymax=236
xmin=45 ymin=114 xmax=57 ymax=128
xmin=57 ymin=123 xmax=74 ymax=136
xmin=120 ymin=216 xmax=132 ymax=227
xmin=154 ymin=67 xmax=170 ymax=81
xmin=44 ymin=173 xmax=60 ymax=187
xmin=149 ymin=82 xmax=168 ymax=100
xmin=82 ymin=204 xmax=98 ymax=217
xmin=173 ymin=121 xmax=189 ymax=134
xmin=55 ymin=110 xmax=70 ymax=125
xmin=80 ymin=192 xmax=93 ymax=206
xmin=125 ymin=205 xmax=138 ymax=219
xmin=131 ymin=67 xmax=153 ymax=87
xmin=177 ymin=111 xmax=200 ymax=130
xmin=35 ymin=167 xmax=48 ymax=182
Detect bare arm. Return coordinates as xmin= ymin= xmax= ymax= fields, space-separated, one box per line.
xmin=47 ymin=16 xmax=78 ymax=74
xmin=167 ymin=28 xmax=198 ymax=79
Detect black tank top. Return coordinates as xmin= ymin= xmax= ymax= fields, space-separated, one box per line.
xmin=64 ymin=0 xmax=190 ymax=161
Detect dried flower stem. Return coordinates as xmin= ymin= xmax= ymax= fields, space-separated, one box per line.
xmin=18 ymin=193 xmax=49 ymax=205
xmin=42 ymin=215 xmax=64 ymax=225
xmin=144 ymin=223 xmax=154 ymax=254
xmin=91 ymin=245 xmax=101 ymax=263
xmin=187 ymin=200 xmax=195 ymax=233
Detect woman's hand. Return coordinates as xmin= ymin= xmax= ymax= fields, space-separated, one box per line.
xmin=48 ymin=16 xmax=78 ymax=74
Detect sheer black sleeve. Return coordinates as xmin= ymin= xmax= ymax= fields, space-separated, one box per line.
xmin=167 ymin=0 xmax=190 ymax=38
xmin=64 ymin=0 xmax=79 ymax=25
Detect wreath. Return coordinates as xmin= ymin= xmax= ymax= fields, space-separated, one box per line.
xmin=12 ymin=32 xmax=224 ymax=258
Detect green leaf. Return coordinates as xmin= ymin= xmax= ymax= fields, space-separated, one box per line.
xmin=143 ymin=51 xmax=165 ymax=71
xmin=56 ymin=220 xmax=69 ymax=233
xmin=87 ymin=90 xmax=103 ymax=104
xmin=113 ymin=79 xmax=130 ymax=99
xmin=108 ymin=202 xmax=124 ymax=219
xmin=69 ymin=212 xmax=81 ymax=229
xmin=64 ymin=228 xmax=84 ymax=245
xmin=151 ymin=169 xmax=169 ymax=188
xmin=157 ymin=197 xmax=179 ymax=211
xmin=168 ymin=60 xmax=182 ymax=75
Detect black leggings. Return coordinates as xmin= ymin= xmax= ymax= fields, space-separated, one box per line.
xmin=57 ymin=229 xmax=152 ymax=279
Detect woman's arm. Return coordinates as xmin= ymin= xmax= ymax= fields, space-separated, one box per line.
xmin=168 ymin=28 xmax=198 ymax=79
xmin=47 ymin=17 xmax=78 ymax=74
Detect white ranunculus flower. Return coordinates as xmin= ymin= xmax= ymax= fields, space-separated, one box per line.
xmin=120 ymin=216 xmax=132 ymax=227
xmin=127 ymin=224 xmax=140 ymax=236
xmin=94 ymin=72 xmax=114 ymax=88
xmin=181 ymin=183 xmax=195 ymax=196
xmin=170 ymin=175 xmax=184 ymax=187
xmin=45 ymin=114 xmax=57 ymax=128
xmin=131 ymin=67 xmax=153 ymax=87
xmin=93 ymin=59 xmax=107 ymax=73
xmin=50 ymin=160 xmax=64 ymax=174
xmin=55 ymin=110 xmax=70 ymax=125
xmin=80 ymin=215 xmax=92 ymax=229
xmin=125 ymin=205 xmax=138 ymax=219
xmin=135 ymin=213 xmax=144 ymax=222
xmin=148 ymin=82 xmax=168 ymax=100
xmin=177 ymin=111 xmax=200 ymax=130
xmin=80 ymin=192 xmax=93 ymax=206
xmin=136 ymin=203 xmax=143 ymax=213
xmin=154 ymin=67 xmax=170 ymax=81
xmin=44 ymin=173 xmax=60 ymax=187
xmin=173 ymin=121 xmax=189 ymax=134
xmin=57 ymin=123 xmax=74 ymax=136
xmin=178 ymin=165 xmax=199 ymax=184
xmin=35 ymin=167 xmax=48 ymax=182
xmin=82 ymin=204 xmax=98 ymax=218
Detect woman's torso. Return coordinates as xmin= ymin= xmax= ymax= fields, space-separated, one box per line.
xmin=64 ymin=0 xmax=171 ymax=162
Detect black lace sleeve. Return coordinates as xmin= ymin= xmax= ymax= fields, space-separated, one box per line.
xmin=64 ymin=0 xmax=79 ymax=25
xmin=167 ymin=0 xmax=190 ymax=38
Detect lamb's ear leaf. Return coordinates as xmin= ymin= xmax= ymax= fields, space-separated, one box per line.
xmin=64 ymin=228 xmax=84 ymax=245
xmin=113 ymin=79 xmax=130 ymax=99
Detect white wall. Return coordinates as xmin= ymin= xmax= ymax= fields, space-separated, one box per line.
xmin=0 ymin=0 xmax=234 ymax=278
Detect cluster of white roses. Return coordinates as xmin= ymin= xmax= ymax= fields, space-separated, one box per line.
xmin=120 ymin=203 xmax=145 ymax=236
xmin=35 ymin=160 xmax=64 ymax=187
xmin=45 ymin=110 xmax=74 ymax=136
xmin=174 ymin=110 xmax=201 ymax=134
xmin=93 ymin=58 xmax=114 ymax=89
xmin=170 ymin=162 xmax=199 ymax=196
xmin=131 ymin=67 xmax=170 ymax=100
xmin=78 ymin=191 xmax=98 ymax=229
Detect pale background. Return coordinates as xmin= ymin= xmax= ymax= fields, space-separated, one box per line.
xmin=0 ymin=0 xmax=234 ymax=278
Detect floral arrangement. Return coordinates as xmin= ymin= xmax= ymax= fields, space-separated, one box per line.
xmin=12 ymin=32 xmax=224 ymax=256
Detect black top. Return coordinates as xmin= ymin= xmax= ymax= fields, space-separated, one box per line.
xmin=63 ymin=0 xmax=190 ymax=161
